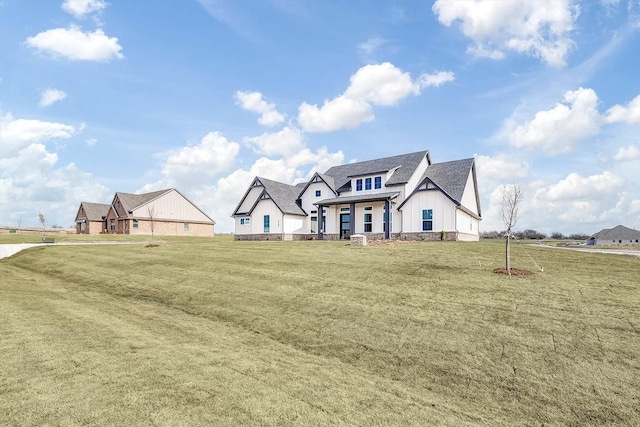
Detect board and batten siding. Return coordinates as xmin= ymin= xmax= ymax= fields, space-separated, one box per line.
xmin=131 ymin=190 xmax=210 ymax=222
xmin=401 ymin=190 xmax=456 ymax=233
xmin=236 ymin=186 xmax=263 ymax=215
xmin=251 ymin=198 xmax=284 ymax=234
xmin=455 ymin=209 xmax=480 ymax=241
xmin=460 ymin=170 xmax=480 ymax=216
xmin=299 ymin=181 xmax=332 ymax=232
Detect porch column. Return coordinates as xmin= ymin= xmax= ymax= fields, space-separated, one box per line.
xmin=350 ymin=202 xmax=355 ymax=237
xmin=317 ymin=205 xmax=324 ymax=240
xmin=384 ymin=199 xmax=390 ymax=240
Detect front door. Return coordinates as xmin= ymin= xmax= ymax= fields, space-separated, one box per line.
xmin=340 ymin=214 xmax=350 ymax=239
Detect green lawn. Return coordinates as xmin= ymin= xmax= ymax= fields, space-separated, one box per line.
xmin=1 ymin=236 xmax=638 ymax=425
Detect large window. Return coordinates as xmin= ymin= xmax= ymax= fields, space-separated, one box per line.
xmin=422 ymin=209 xmax=433 ymax=231
xmin=365 ymin=177 xmax=372 ymax=190
xmin=356 ymin=179 xmax=363 ymax=191
xmin=264 ymin=215 xmax=270 ymax=233
xmin=374 ymin=176 xmax=382 ymax=189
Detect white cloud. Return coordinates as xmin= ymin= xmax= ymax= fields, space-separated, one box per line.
xmin=613 ymin=144 xmax=640 ymax=161
xmin=606 ymin=93 xmax=640 ymax=124
xmin=542 ymin=171 xmax=624 ymax=201
xmin=234 ymin=91 xmax=285 ymax=126
xmin=433 ymin=0 xmax=577 ymax=67
xmin=0 ymin=113 xmax=77 ymax=157
xmin=508 ymin=87 xmax=601 ymax=155
xmin=39 ymin=88 xmax=67 ymax=107
xmin=243 ymin=126 xmax=304 ymax=157
xmin=160 ymin=132 xmax=240 ymax=187
xmin=25 ymin=26 xmax=123 ymax=62
xmin=357 ymin=37 xmax=385 ymax=61
xmin=474 ymin=154 xmax=530 ymax=194
xmin=85 ymin=138 xmax=97 ymax=147
xmin=62 ymin=0 xmax=107 ymax=18
xmin=298 ymin=62 xmax=454 ymax=132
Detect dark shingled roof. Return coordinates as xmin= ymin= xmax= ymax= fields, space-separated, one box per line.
xmin=315 ymin=191 xmax=400 ymax=206
xmin=257 ymin=177 xmax=306 ymax=216
xmin=80 ymin=202 xmax=110 ymax=220
xmin=590 ymin=225 xmax=640 ymax=240
xmin=323 ymin=150 xmax=429 ymax=191
xmin=115 ymin=189 xmax=171 ymax=212
xmin=424 ymin=158 xmax=475 ymax=203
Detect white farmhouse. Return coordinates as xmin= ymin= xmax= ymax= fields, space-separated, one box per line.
xmin=232 ymin=150 xmax=481 ymax=241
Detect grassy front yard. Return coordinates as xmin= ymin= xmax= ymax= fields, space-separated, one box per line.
xmin=1 ymin=236 xmax=638 ymax=425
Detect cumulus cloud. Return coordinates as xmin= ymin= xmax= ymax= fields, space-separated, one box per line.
xmin=25 ymin=26 xmax=123 ymax=61
xmin=39 ymin=88 xmax=67 ymax=107
xmin=613 ymin=144 xmax=640 ymax=161
xmin=0 ymin=113 xmax=77 ymax=156
xmin=62 ymin=0 xmax=108 ymax=18
xmin=243 ymin=126 xmax=304 ymax=157
xmin=508 ymin=87 xmax=601 ymax=155
xmin=159 ymin=132 xmax=240 ymax=187
xmin=474 ymin=153 xmax=530 ymax=192
xmin=432 ymin=0 xmax=577 ymax=67
xmin=606 ymin=93 xmax=640 ymax=124
xmin=234 ymin=91 xmax=286 ymax=126
xmin=298 ymin=62 xmax=454 ymax=132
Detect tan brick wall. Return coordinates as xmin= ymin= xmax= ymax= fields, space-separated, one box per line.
xmin=126 ymin=219 xmax=214 ymax=236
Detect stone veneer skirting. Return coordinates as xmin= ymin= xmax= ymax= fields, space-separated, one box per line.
xmin=234 ymin=232 xmax=461 ymax=241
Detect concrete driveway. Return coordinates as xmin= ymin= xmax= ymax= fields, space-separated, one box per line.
xmin=0 ymin=244 xmax=45 ymax=260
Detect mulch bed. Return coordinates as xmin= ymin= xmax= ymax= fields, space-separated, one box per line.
xmin=493 ymin=268 xmax=533 ymax=276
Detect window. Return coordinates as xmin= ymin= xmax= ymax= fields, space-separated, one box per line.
xmin=264 ymin=215 xmax=270 ymax=233
xmin=80 ymin=222 xmax=86 ymax=231
xmin=422 ymin=209 xmax=433 ymax=231
xmin=364 ymin=206 xmax=372 ymax=211
xmin=315 ymin=190 xmax=321 ymax=197
xmin=110 ymin=219 xmax=115 ymax=231
xmin=365 ymin=177 xmax=372 ymax=190
xmin=311 ymin=216 xmax=317 ymax=233
xmin=240 ymin=218 xmax=250 ymax=225
xmin=133 ymin=219 xmax=138 ymax=228
xmin=364 ymin=213 xmax=372 ymax=232
xmin=356 ymin=179 xmax=363 ymax=191
xmin=340 ymin=207 xmax=350 ymax=212
xmin=374 ymin=176 xmax=382 ymax=189
xmin=184 ymin=222 xmax=190 ymax=231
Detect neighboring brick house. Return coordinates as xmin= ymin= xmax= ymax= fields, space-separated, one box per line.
xmin=232 ymin=150 xmax=481 ymax=241
xmin=75 ymin=202 xmax=111 ymax=235
xmin=75 ymin=188 xmax=215 ymax=236
xmin=588 ymin=225 xmax=640 ymax=245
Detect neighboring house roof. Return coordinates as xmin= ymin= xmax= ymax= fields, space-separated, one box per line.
xmin=323 ymin=150 xmax=430 ymax=192
xmin=398 ymin=158 xmax=481 ymax=218
xmin=233 ymin=177 xmax=307 ymax=217
xmin=79 ymin=202 xmax=110 ymax=221
xmin=590 ymin=225 xmax=640 ymax=240
xmin=115 ymin=189 xmax=170 ymax=213
xmin=316 ymin=191 xmax=401 ymax=206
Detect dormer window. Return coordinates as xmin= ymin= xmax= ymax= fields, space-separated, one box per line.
xmin=356 ymin=179 xmax=363 ymax=191
xmin=365 ymin=178 xmax=372 ymax=190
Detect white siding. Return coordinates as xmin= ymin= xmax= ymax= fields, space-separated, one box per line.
xmin=456 ymin=209 xmax=480 ymax=241
xmin=460 ymin=170 xmax=479 ymax=216
xmin=235 ymin=217 xmax=253 ymax=235
xmin=236 ymin=186 xmax=263 ymax=214
xmin=132 ymin=189 xmax=212 ymax=222
xmin=402 ymin=155 xmax=430 ymax=203
xmin=283 ymin=215 xmax=305 ymax=233
xmin=401 ymin=190 xmax=457 ymax=233
xmin=251 ymin=198 xmax=284 ymax=234
xmin=300 ymin=181 xmax=332 ymax=232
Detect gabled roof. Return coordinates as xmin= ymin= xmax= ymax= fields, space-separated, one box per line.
xmin=323 ymin=150 xmax=430 ymax=192
xmin=233 ymin=177 xmax=306 ymax=217
xmin=398 ymin=158 xmax=481 ymax=218
xmin=590 ymin=225 xmax=640 ymax=240
xmin=79 ymin=202 xmax=110 ymax=221
xmin=316 ymin=191 xmax=400 ymax=206
xmin=296 ymin=172 xmax=338 ymax=199
xmin=114 ymin=189 xmax=171 ymax=212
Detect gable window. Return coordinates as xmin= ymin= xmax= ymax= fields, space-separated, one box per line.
xmin=422 ymin=209 xmax=433 ymax=231
xmin=315 ymin=190 xmax=321 ymax=197
xmin=356 ymin=179 xmax=363 ymax=191
xmin=264 ymin=215 xmax=270 ymax=233
xmin=364 ymin=211 xmax=373 ymax=232
xmin=184 ymin=222 xmax=190 ymax=231
xmin=365 ymin=177 xmax=372 ymax=190
xmin=133 ymin=219 xmax=139 ymax=228
xmin=374 ymin=176 xmax=382 ymax=189
xmin=240 ymin=218 xmax=250 ymax=225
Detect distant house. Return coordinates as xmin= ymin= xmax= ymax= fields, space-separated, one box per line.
xmin=75 ymin=188 xmax=215 ymax=236
xmin=232 ymin=150 xmax=481 ymax=241
xmin=588 ymin=225 xmax=640 ymax=245
xmin=75 ymin=202 xmax=111 ymax=235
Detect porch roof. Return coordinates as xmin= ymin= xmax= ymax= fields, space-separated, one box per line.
xmin=314 ymin=191 xmax=400 ymax=206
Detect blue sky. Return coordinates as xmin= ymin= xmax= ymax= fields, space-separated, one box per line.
xmin=1 ymin=0 xmax=639 ymax=234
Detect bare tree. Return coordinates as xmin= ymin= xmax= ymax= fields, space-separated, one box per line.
xmin=147 ymin=206 xmax=155 ymax=243
xmin=500 ymin=185 xmax=524 ymax=277
xmin=38 ymin=212 xmax=46 ymax=235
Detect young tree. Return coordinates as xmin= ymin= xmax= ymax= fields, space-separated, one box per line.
xmin=500 ymin=185 xmax=524 ymax=277
xmin=38 ymin=212 xmax=46 ymax=235
xmin=147 ymin=206 xmax=155 ymax=243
